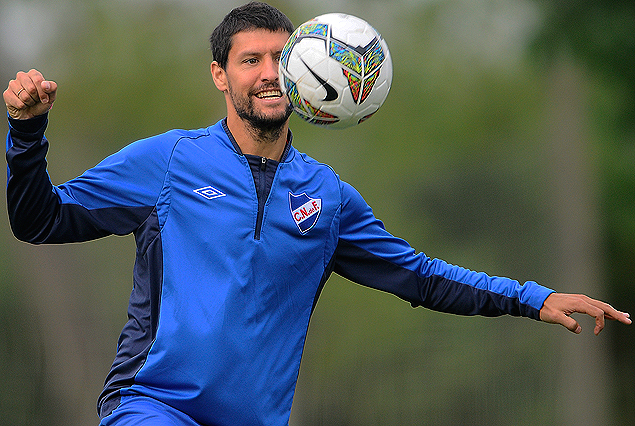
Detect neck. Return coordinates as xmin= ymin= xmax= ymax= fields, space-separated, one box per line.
xmin=226 ymin=113 xmax=289 ymax=160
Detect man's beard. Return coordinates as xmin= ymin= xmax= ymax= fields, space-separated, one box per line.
xmin=228 ymin=83 xmax=293 ymax=143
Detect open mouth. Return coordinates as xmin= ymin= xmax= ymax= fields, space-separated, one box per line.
xmin=254 ymin=89 xmax=283 ymax=100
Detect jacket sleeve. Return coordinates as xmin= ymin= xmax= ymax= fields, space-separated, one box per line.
xmin=6 ymin=114 xmax=168 ymax=244
xmin=333 ymin=181 xmax=553 ymax=320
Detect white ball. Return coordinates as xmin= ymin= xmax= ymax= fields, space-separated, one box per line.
xmin=279 ymin=13 xmax=393 ymax=129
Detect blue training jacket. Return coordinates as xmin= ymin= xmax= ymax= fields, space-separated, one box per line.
xmin=6 ymin=115 xmax=553 ymax=426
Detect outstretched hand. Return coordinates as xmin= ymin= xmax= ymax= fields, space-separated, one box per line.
xmin=540 ymin=293 xmax=631 ymax=335
xmin=3 ymin=69 xmax=57 ymax=120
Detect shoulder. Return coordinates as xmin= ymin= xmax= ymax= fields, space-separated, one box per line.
xmin=95 ymin=126 xmax=217 ymax=176
xmin=285 ymin=147 xmax=368 ymax=209
xmin=287 ymin=147 xmax=339 ymax=178
xmin=134 ymin=126 xmax=212 ymax=151
xmin=117 ymin=123 xmax=223 ymax=159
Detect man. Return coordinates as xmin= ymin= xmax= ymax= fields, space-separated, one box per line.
xmin=3 ymin=2 xmax=631 ymax=426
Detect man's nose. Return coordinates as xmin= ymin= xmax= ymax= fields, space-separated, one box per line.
xmin=261 ymin=55 xmax=279 ymax=81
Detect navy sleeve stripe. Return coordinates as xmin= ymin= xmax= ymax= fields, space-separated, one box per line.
xmin=7 ymin=120 xmax=162 ymax=244
xmin=98 ymin=208 xmax=163 ymax=417
xmin=333 ymin=238 xmax=541 ymax=320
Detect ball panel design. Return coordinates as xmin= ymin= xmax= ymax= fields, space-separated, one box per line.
xmin=279 ymin=13 xmax=392 ymax=129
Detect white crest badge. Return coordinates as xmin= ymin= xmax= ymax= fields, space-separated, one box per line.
xmin=289 ymin=192 xmax=322 ymax=234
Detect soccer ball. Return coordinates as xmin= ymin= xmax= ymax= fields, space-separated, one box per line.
xmin=279 ymin=13 xmax=392 ymax=129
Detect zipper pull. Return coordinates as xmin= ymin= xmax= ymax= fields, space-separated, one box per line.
xmin=260 ymin=156 xmax=267 ymax=171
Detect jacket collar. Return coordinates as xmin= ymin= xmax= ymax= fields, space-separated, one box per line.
xmin=221 ymin=118 xmax=293 ymax=162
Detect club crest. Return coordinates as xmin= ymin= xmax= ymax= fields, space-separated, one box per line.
xmin=289 ymin=192 xmax=322 ymax=234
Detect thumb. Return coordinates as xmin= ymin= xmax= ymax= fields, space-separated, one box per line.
xmin=39 ymin=80 xmax=57 ymax=105
xmin=560 ymin=314 xmax=582 ymax=334
xmin=540 ymin=303 xmax=582 ymax=334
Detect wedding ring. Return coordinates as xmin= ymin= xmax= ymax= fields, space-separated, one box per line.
xmin=16 ymin=88 xmax=25 ymax=97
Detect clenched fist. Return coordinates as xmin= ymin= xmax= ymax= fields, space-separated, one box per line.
xmin=4 ymin=69 xmax=57 ymax=120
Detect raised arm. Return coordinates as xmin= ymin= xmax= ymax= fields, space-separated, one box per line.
xmin=5 ymin=69 xmax=165 ymax=244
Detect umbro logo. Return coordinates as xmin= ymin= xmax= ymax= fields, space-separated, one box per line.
xmin=194 ymin=186 xmax=226 ymax=200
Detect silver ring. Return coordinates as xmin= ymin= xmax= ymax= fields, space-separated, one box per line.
xmin=16 ymin=88 xmax=25 ymax=97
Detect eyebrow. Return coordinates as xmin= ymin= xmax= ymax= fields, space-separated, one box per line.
xmin=237 ymin=48 xmax=284 ymax=59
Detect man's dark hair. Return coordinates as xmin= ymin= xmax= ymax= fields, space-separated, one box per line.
xmin=210 ymin=2 xmax=295 ymax=69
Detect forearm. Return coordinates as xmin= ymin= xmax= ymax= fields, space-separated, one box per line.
xmin=5 ymin=113 xmax=62 ymax=243
xmin=334 ymin=237 xmax=553 ymax=320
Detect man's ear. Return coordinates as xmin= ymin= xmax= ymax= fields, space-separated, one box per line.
xmin=211 ymin=61 xmax=228 ymax=92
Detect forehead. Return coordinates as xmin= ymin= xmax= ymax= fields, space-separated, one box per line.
xmin=228 ymin=29 xmax=290 ymax=58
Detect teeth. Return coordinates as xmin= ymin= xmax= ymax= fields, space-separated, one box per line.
xmin=256 ymin=90 xmax=282 ymax=99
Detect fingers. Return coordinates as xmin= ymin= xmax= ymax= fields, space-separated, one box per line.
xmin=588 ymin=298 xmax=632 ymax=324
xmin=586 ymin=297 xmax=632 ymax=335
xmin=4 ymin=69 xmax=57 ymax=119
xmin=19 ymin=69 xmax=54 ymax=104
xmin=12 ymin=70 xmax=40 ymax=105
xmin=575 ymin=295 xmax=607 ymax=335
xmin=566 ymin=294 xmax=612 ymax=335
xmin=592 ymin=305 xmax=606 ymax=336
xmin=539 ymin=292 xmax=631 ymax=335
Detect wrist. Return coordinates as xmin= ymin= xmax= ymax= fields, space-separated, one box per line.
xmin=8 ymin=112 xmax=48 ymax=136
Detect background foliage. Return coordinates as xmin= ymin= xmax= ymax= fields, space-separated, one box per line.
xmin=1 ymin=0 xmax=632 ymax=425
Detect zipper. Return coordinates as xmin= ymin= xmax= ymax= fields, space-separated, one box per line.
xmin=253 ymin=157 xmax=267 ymax=240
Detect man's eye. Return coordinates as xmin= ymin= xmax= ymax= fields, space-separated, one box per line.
xmin=245 ymin=58 xmax=258 ymax=65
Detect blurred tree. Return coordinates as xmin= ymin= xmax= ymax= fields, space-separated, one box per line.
xmin=0 ymin=266 xmax=59 ymax=425
xmin=532 ymin=0 xmax=635 ymax=423
xmin=533 ymin=0 xmax=635 ymax=132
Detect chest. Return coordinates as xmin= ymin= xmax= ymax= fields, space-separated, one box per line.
xmin=156 ymin=142 xmax=340 ymax=260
